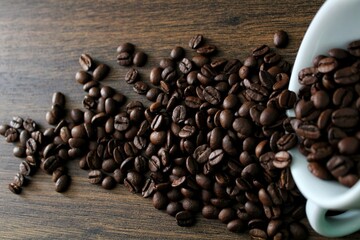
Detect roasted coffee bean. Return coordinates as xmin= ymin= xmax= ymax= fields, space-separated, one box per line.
xmin=13 ymin=145 xmax=26 ymax=158
xmin=22 ymin=118 xmax=37 ymax=132
xmin=338 ymin=137 xmax=359 ymax=155
xmin=5 ymin=127 xmax=18 ymax=142
xmin=146 ymin=88 xmax=162 ymax=102
xmin=150 ymin=67 xmax=162 ymax=85
xmin=117 ymin=51 xmax=133 ymax=66
xmin=203 ymin=86 xmax=221 ymax=105
xmin=10 ymin=116 xmax=23 ymax=129
xmin=197 ymin=44 xmax=217 ymax=55
xmin=79 ymin=53 xmax=93 ymax=71
xmin=189 ymin=35 xmax=203 ymax=49
xmin=170 ymin=46 xmax=185 ymax=60
xmin=9 ymin=182 xmax=22 ymax=194
xmin=114 ymin=114 xmax=129 ymax=131
xmin=43 ymin=155 xmax=61 ymax=173
xmin=252 ymin=44 xmax=270 ymax=57
xmin=133 ymin=51 xmax=147 ymax=67
xmin=273 ymin=30 xmax=288 ymax=48
xmin=185 ymin=96 xmax=202 ymax=109
xmin=348 ymin=40 xmax=360 ymax=57
xmin=175 ymin=211 xmax=195 ymax=227
xmin=0 ymin=124 xmax=9 ymax=136
xmin=334 ymin=63 xmax=360 ymax=85
xmin=179 ymin=58 xmax=193 ymax=74
xmin=273 ymin=151 xmax=291 ymax=168
xmin=331 ymin=108 xmax=359 ymax=128
xmin=102 ymin=176 xmax=116 ymax=189
xmin=55 ymin=175 xmax=70 ymax=192
xmin=75 ymin=70 xmax=92 ymax=84
xmin=133 ymin=81 xmax=148 ymax=94
xmin=327 ymin=155 xmax=353 ymax=178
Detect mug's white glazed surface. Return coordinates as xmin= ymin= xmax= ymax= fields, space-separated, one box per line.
xmin=288 ymin=0 xmax=360 ymax=237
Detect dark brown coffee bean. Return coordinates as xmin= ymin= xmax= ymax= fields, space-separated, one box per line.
xmin=75 ymin=70 xmax=92 ymax=84
xmin=175 ymin=211 xmax=195 ymax=227
xmin=43 ymin=155 xmax=61 ymax=173
xmin=273 ymin=151 xmax=291 ymax=168
xmin=332 ymin=108 xmax=359 ymax=128
xmin=209 ymin=149 xmax=224 ymax=166
xmin=327 ymin=155 xmax=353 ymax=178
xmin=128 ymin=50 xmax=145 ymax=67
xmin=278 ymin=90 xmax=296 ymax=109
xmin=259 ymin=107 xmax=279 ymax=126
xmin=117 ymin=51 xmax=133 ymax=66
xmin=133 ymin=81 xmax=148 ymax=94
xmin=299 ymin=67 xmax=319 ymax=85
xmin=0 ymin=124 xmax=9 ymax=136
xmin=317 ymin=57 xmax=338 ymax=73
xmin=114 ymin=114 xmax=129 ymax=131
xmin=338 ymin=137 xmax=359 ymax=155
xmin=197 ymin=44 xmax=217 ymax=55
xmin=179 ymin=58 xmax=193 ymax=74
xmin=185 ymin=96 xmax=202 ymax=109
xmin=93 ymin=63 xmax=110 ymax=82
xmin=150 ymin=67 xmax=162 ymax=85
xmin=5 ymin=127 xmax=18 ymax=142
xmin=149 ymin=131 xmax=166 ymax=145
xmin=55 ymin=174 xmax=70 ymax=192
xmin=178 ymin=125 xmax=196 ymax=138
xmin=79 ymin=53 xmax=93 ymax=71
xmin=189 ymin=35 xmax=203 ymax=49
xmin=203 ymin=86 xmax=221 ymax=105
xmin=102 ymin=176 xmax=116 ymax=189
xmin=88 ymin=170 xmax=103 ymax=184
xmin=10 ymin=116 xmax=23 ymax=129
xmin=273 ymin=30 xmax=288 ymax=48
xmin=252 ymin=44 xmax=270 ymax=57
xmin=166 ymin=45 xmax=183 ymax=60
xmin=19 ymin=161 xmax=32 ymax=176
xmin=348 ymin=40 xmax=360 ymax=57
xmin=334 ymin=64 xmax=360 ymax=85
xmin=295 ymin=124 xmax=321 ymax=139
xmin=333 ymin=88 xmax=353 ymax=107
xmin=9 ymin=182 xmax=22 ymax=194
xmin=146 ymin=88 xmax=162 ymax=102
xmin=308 ymin=162 xmax=332 ymax=180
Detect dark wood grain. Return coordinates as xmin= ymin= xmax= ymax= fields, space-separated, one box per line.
xmin=0 ymin=1 xmax=358 ymax=239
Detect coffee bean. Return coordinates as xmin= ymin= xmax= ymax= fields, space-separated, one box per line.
xmin=170 ymin=46 xmax=185 ymax=60
xmin=274 ymin=30 xmax=288 ymax=48
xmin=55 ymin=174 xmax=70 ymax=192
xmin=334 ymin=64 xmax=360 ymax=85
xmin=175 ymin=211 xmax=195 ymax=227
xmin=133 ymin=81 xmax=149 ymax=94
xmin=332 ymin=108 xmax=359 ymax=128
xmin=79 ymin=53 xmax=93 ymax=71
xmin=348 ymin=40 xmax=360 ymax=57
xmin=273 ymin=151 xmax=291 ymax=168
xmin=102 ymin=176 xmax=116 ymax=189
xmin=189 ymin=35 xmax=203 ymax=49
xmin=5 ymin=127 xmax=18 ymax=142
xmin=203 ymin=86 xmax=221 ymax=105
xmin=197 ymin=44 xmax=217 ymax=55
xmin=75 ymin=70 xmax=92 ymax=84
xmin=179 ymin=58 xmax=193 ymax=74
xmin=327 ymin=155 xmax=353 ymax=178
xmin=150 ymin=67 xmax=162 ymax=85
xmin=133 ymin=51 xmax=147 ymax=67
xmin=317 ymin=57 xmax=338 ymax=73
xmin=117 ymin=51 xmax=133 ymax=66
xmin=252 ymin=44 xmax=270 ymax=57
xmin=9 ymin=182 xmax=22 ymax=194
xmin=88 ymin=170 xmax=103 ymax=184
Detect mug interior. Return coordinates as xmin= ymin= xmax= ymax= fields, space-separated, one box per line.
xmin=288 ymin=0 xmax=360 ymax=210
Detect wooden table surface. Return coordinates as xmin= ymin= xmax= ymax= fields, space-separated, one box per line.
xmin=0 ymin=0 xmax=358 ymax=239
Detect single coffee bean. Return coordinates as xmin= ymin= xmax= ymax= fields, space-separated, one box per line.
xmin=348 ymin=40 xmax=360 ymax=57
xmin=102 ymin=176 xmax=116 ymax=189
xmin=189 ymin=35 xmax=203 ymax=49
xmin=10 ymin=116 xmax=23 ymax=129
xmin=338 ymin=137 xmax=359 ymax=155
xmin=9 ymin=182 xmax=22 ymax=194
xmin=327 ymin=155 xmax=353 ymax=178
xmin=133 ymin=81 xmax=149 ymax=94
xmin=117 ymin=42 xmax=135 ymax=54
xmin=317 ymin=57 xmax=338 ymax=73
xmin=117 ymin=51 xmax=133 ymax=66
xmin=55 ymin=175 xmax=70 ymax=192
xmin=124 ymin=68 xmax=139 ymax=84
xmin=18 ymin=161 xmax=32 ymax=177
xmin=273 ymin=151 xmax=291 ymax=168
xmin=79 ymin=53 xmax=93 ymax=71
xmin=273 ymin=30 xmax=288 ymax=48
xmin=88 ymin=170 xmax=103 ymax=184
xmin=93 ymin=63 xmax=110 ymax=81
xmin=331 ymin=108 xmax=359 ymax=128
xmin=175 ymin=211 xmax=195 ymax=227
xmin=133 ymin=51 xmax=147 ymax=67
xmin=75 ymin=70 xmax=92 ymax=84
xmin=0 ymin=124 xmax=9 ymax=136
xmin=170 ymin=46 xmax=185 ymax=60
xmin=5 ymin=127 xmax=18 ymax=142
xmin=13 ymin=145 xmax=26 ymax=158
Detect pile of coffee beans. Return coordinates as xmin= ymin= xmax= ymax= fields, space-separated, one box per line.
xmin=293 ymin=40 xmax=360 ymax=188
xmin=1 ymin=33 xmax=310 ymax=240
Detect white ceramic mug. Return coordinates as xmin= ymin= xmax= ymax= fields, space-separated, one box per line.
xmin=288 ymin=0 xmax=360 ymax=237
